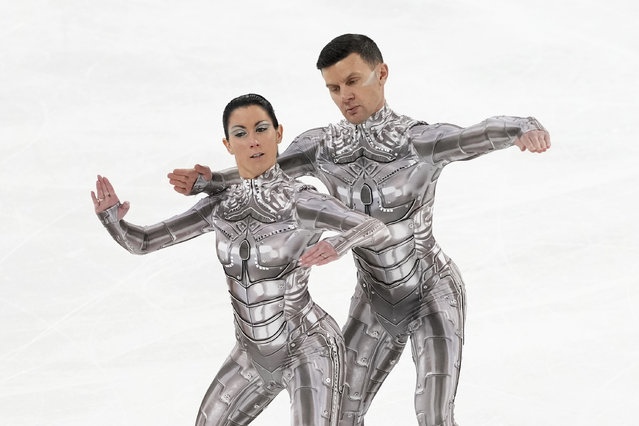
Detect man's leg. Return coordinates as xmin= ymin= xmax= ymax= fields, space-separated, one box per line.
xmin=196 ymin=343 xmax=281 ymax=426
xmin=339 ymin=285 xmax=407 ymax=426
xmin=410 ymin=266 xmax=465 ymax=426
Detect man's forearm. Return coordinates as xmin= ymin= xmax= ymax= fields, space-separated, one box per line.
xmin=413 ymin=116 xmax=546 ymax=164
xmin=191 ymin=168 xmax=240 ymax=196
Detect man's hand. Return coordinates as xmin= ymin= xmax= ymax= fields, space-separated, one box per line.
xmin=514 ymin=130 xmax=551 ymax=153
xmin=299 ymin=240 xmax=339 ymax=267
xmin=91 ymin=175 xmax=130 ymax=220
xmin=167 ymin=164 xmax=212 ymax=195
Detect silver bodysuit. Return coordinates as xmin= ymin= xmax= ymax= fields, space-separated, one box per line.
xmin=97 ymin=165 xmax=390 ymax=426
xmin=194 ymin=105 xmax=546 ymax=426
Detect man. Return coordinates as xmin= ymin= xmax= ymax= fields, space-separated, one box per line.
xmin=168 ymin=34 xmax=550 ymax=426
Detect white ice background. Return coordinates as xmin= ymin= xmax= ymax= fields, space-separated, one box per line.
xmin=1 ymin=0 xmax=638 ymax=425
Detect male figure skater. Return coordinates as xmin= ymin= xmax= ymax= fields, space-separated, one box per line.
xmin=168 ymin=34 xmax=550 ymax=425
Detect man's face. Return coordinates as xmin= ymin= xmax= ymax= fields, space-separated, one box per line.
xmin=321 ymin=52 xmax=388 ymax=125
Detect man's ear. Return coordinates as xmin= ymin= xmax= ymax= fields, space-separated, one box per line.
xmin=378 ymin=63 xmax=389 ymax=85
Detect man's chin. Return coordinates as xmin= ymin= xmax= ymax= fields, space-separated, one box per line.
xmin=343 ymin=111 xmax=366 ymax=125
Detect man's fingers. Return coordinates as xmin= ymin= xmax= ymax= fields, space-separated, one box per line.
xmin=533 ymin=134 xmax=547 ymax=152
xmin=168 ymin=172 xmax=191 ymax=182
xmin=172 ymin=168 xmax=191 ymax=174
xmin=168 ymin=175 xmax=191 ymax=186
xmin=514 ymin=140 xmax=527 ymax=152
xmin=526 ymin=135 xmax=542 ymax=152
xmin=525 ymin=130 xmax=551 ymax=153
xmin=170 ymin=180 xmax=189 ymax=191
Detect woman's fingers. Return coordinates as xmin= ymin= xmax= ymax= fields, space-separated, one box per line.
xmin=300 ymin=241 xmax=338 ymax=267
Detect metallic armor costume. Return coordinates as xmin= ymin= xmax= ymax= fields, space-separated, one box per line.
xmin=194 ymin=105 xmax=546 ymax=426
xmin=97 ymin=164 xmax=390 ymax=426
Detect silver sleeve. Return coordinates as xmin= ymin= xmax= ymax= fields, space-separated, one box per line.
xmin=412 ymin=116 xmax=546 ymax=164
xmin=96 ymin=198 xmax=216 ymax=255
xmin=277 ymin=128 xmax=324 ymax=179
xmin=295 ymin=190 xmax=390 ymax=257
xmin=191 ymin=168 xmax=239 ymax=196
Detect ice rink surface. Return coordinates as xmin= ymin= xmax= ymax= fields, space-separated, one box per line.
xmin=1 ymin=0 xmax=638 ymax=424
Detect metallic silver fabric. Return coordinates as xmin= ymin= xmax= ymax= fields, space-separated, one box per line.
xmin=97 ymin=164 xmax=390 ymax=426
xmin=196 ymin=105 xmax=545 ymax=426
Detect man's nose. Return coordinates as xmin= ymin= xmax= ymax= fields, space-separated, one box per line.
xmin=341 ymin=86 xmax=354 ymax=102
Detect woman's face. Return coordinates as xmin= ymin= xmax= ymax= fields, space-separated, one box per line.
xmin=223 ymin=105 xmax=283 ymax=179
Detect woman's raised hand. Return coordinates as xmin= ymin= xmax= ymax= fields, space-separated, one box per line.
xmin=91 ymin=175 xmax=130 ymax=220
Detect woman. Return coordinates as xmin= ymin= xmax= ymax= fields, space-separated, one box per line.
xmin=91 ymin=94 xmax=390 ymax=426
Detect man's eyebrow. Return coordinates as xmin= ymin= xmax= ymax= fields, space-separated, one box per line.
xmin=325 ymin=72 xmax=360 ymax=87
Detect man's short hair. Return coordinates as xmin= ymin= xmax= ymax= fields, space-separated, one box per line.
xmin=316 ymin=34 xmax=384 ymax=70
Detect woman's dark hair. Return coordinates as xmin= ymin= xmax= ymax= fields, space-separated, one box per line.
xmin=316 ymin=34 xmax=384 ymax=70
xmin=222 ymin=93 xmax=279 ymax=139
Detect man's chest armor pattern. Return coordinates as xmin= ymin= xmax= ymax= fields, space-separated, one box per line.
xmin=210 ymin=168 xmax=316 ymax=356
xmin=314 ymin=107 xmax=447 ymax=336
xmin=316 ymin=107 xmax=434 ymax=225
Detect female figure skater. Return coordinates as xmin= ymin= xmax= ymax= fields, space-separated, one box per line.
xmin=91 ymin=93 xmax=389 ymax=426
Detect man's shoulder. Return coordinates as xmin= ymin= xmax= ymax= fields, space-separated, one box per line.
xmin=292 ymin=126 xmax=330 ymax=142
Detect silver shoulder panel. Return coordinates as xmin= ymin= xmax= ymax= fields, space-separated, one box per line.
xmin=277 ymin=127 xmax=326 ymax=179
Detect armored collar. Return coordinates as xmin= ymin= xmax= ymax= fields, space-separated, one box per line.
xmin=330 ymin=104 xmax=421 ymax=163
xmin=220 ymin=164 xmax=295 ymax=223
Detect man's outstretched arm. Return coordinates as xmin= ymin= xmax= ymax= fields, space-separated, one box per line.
xmin=167 ymin=128 xmax=325 ymax=195
xmin=411 ymin=116 xmax=550 ymax=165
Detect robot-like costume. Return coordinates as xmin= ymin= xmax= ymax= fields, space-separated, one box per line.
xmin=97 ymin=164 xmax=390 ymax=426
xmin=193 ymin=105 xmax=546 ymax=426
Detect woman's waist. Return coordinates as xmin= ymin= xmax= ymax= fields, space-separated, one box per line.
xmin=233 ymin=295 xmax=327 ymax=346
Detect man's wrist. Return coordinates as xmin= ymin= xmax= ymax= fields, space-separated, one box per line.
xmin=190 ymin=174 xmax=209 ymax=195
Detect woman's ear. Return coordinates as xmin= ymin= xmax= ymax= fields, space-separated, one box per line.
xmin=276 ymin=124 xmax=283 ymax=144
xmin=222 ymin=138 xmax=233 ymax=154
